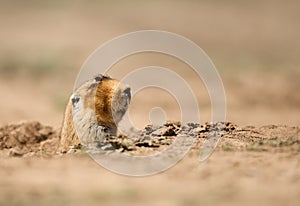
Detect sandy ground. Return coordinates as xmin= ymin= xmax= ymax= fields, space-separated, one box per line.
xmin=0 ymin=121 xmax=300 ymax=206
xmin=1 ymin=152 xmax=299 ymax=206
xmin=0 ymin=0 xmax=300 ymax=206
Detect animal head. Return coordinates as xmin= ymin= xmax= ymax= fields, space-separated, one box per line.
xmin=71 ymin=74 xmax=131 ymax=128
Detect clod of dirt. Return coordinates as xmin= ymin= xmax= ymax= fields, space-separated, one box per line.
xmin=0 ymin=121 xmax=59 ymax=157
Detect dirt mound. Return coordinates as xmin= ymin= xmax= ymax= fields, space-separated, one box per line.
xmin=0 ymin=121 xmax=59 ymax=157
xmin=109 ymin=122 xmax=300 ymax=154
xmin=0 ymin=121 xmax=299 ymax=157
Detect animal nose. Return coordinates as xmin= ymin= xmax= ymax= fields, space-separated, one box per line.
xmin=124 ymin=87 xmax=131 ymax=101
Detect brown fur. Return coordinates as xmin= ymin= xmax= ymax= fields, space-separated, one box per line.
xmin=59 ymin=75 xmax=130 ymax=153
xmin=59 ymin=100 xmax=80 ymax=152
xmin=94 ymin=78 xmax=120 ymax=128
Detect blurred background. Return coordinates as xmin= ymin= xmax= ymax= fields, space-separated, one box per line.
xmin=0 ymin=0 xmax=299 ymax=128
xmin=1 ymin=2 xmax=300 ymax=206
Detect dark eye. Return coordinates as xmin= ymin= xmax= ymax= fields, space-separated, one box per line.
xmin=71 ymin=96 xmax=80 ymax=106
xmin=124 ymin=87 xmax=131 ymax=101
xmin=94 ymin=75 xmax=103 ymax=82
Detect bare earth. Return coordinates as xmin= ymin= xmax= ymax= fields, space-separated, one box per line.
xmin=0 ymin=121 xmax=299 ymax=206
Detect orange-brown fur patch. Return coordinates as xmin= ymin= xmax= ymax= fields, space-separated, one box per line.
xmin=94 ymin=78 xmax=120 ymax=127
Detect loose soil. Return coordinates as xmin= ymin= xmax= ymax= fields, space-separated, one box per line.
xmin=0 ymin=121 xmax=300 ymax=206
xmin=1 ymin=121 xmax=299 ymax=158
